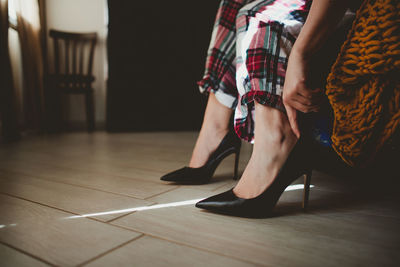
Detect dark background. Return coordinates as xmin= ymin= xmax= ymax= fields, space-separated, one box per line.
xmin=106 ymin=1 xmax=220 ymax=132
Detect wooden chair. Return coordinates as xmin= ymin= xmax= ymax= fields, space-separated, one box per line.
xmin=48 ymin=29 xmax=97 ymax=132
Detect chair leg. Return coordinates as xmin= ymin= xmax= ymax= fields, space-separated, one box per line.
xmin=61 ymin=94 xmax=70 ymax=131
xmin=85 ymin=91 xmax=95 ymax=132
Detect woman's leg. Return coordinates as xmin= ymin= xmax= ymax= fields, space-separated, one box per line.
xmin=189 ymin=93 xmax=232 ymax=167
xmin=233 ymin=0 xmax=311 ymax=197
xmin=234 ymin=102 xmax=297 ymax=198
xmin=190 ymin=0 xmax=256 ymax=167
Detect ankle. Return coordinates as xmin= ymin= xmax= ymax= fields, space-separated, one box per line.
xmin=189 ymin=124 xmax=229 ymax=168
xmin=200 ymin=122 xmax=229 ymax=139
xmin=253 ymin=103 xmax=297 ymax=152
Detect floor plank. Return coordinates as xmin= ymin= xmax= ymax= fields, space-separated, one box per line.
xmin=111 ymin=201 xmax=400 ymax=266
xmin=0 ymin=145 xmax=246 ymax=193
xmin=146 ymin=187 xmax=223 ymax=204
xmin=0 ymin=132 xmax=251 ymax=175
xmin=0 ymin=243 xmax=50 ymax=267
xmin=0 ymin=160 xmax=176 ymax=199
xmin=85 ymin=235 xmax=255 ymax=267
xmin=0 ymin=194 xmax=141 ymax=266
xmin=0 ymin=170 xmax=153 ymax=222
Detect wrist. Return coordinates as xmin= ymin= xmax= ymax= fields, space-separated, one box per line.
xmin=290 ymin=43 xmax=313 ymax=61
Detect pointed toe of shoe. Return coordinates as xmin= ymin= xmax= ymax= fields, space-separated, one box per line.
xmin=160 ymin=167 xmax=187 ymax=182
xmin=194 ymin=200 xmax=206 ymax=209
xmin=195 ymin=198 xmax=219 ymax=211
xmin=160 ymin=167 xmax=211 ymax=184
xmin=195 ymin=189 xmax=272 ymax=218
xmin=160 ymin=174 xmax=174 ymax=182
xmin=160 ymin=173 xmax=175 ymax=181
xmin=195 ymin=189 xmax=239 ymax=211
xmin=195 ymin=197 xmax=220 ymax=209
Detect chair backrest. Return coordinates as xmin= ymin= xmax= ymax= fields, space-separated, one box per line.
xmin=49 ymin=29 xmax=97 ymax=79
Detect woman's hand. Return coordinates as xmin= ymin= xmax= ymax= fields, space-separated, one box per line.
xmin=282 ymin=0 xmax=348 ymax=138
xmin=283 ymin=50 xmax=322 ymax=138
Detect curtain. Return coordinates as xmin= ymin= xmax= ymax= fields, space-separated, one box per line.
xmin=15 ymin=0 xmax=45 ymax=131
xmin=0 ymin=0 xmax=20 ymax=141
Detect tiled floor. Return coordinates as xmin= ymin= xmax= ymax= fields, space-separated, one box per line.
xmin=0 ymin=132 xmax=399 ymax=266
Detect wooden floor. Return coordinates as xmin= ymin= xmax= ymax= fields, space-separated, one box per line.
xmin=0 ymin=132 xmax=399 ymax=266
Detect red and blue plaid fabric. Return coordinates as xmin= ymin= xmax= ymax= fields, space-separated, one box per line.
xmin=198 ymin=0 xmax=312 ymax=143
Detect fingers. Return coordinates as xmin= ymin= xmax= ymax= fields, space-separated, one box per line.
xmin=295 ymin=85 xmax=322 ymax=102
xmin=286 ymin=98 xmax=320 ymax=113
xmin=284 ymin=85 xmax=323 ymax=113
xmin=297 ymin=89 xmax=323 ymax=104
xmin=296 ymin=87 xmax=322 ymax=100
xmin=284 ymin=104 xmax=300 ymax=138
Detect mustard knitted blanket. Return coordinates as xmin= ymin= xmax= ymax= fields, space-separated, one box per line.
xmin=325 ymin=0 xmax=400 ymax=166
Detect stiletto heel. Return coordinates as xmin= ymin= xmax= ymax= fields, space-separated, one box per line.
xmin=302 ymin=171 xmax=312 ymax=210
xmin=233 ymin=150 xmax=240 ymax=180
xmin=196 ymin=137 xmax=313 ymax=218
xmin=160 ymin=129 xmax=241 ymax=184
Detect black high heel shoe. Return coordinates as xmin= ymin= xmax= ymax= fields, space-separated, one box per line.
xmin=195 ymin=137 xmax=312 ymax=218
xmin=160 ymin=130 xmax=241 ymax=184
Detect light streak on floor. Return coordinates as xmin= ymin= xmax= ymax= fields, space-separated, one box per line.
xmin=65 ymin=184 xmax=314 ymax=219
